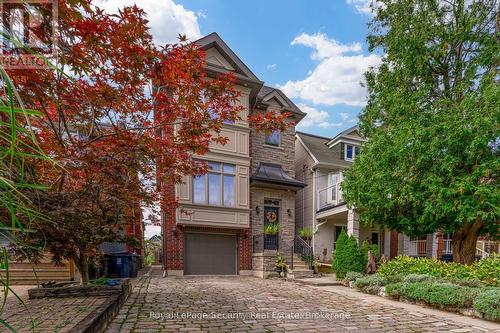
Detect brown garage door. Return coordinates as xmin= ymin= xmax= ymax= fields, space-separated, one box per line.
xmin=184 ymin=233 xmax=237 ymax=275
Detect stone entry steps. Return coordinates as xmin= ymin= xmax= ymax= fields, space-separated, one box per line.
xmin=290 ymin=253 xmax=319 ymax=279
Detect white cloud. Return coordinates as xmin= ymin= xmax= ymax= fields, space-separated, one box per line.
xmin=266 ymin=63 xmax=277 ymax=70
xmin=280 ymin=33 xmax=381 ymax=107
xmin=346 ymin=0 xmax=376 ymax=15
xmin=95 ymin=0 xmax=202 ymax=45
xmin=296 ymin=104 xmax=343 ymax=129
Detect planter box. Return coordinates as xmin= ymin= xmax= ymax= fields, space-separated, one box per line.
xmin=29 ymin=279 xmax=130 ymax=299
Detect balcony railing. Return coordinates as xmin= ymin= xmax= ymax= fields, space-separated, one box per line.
xmin=408 ymin=240 xmax=427 ymax=257
xmin=317 ymin=184 xmax=343 ymax=211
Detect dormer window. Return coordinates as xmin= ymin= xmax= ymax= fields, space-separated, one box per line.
xmin=345 ymin=144 xmax=360 ymax=161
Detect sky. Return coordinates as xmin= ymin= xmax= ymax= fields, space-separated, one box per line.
xmin=95 ymin=0 xmax=379 ymax=238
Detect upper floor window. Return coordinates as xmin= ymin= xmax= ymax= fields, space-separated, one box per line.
xmin=193 ymin=162 xmax=235 ymax=207
xmin=345 ymin=144 xmax=360 ymax=161
xmin=265 ymin=130 xmax=280 ymax=146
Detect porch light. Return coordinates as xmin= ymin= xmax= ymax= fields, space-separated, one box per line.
xmin=255 ymin=205 xmax=260 ymax=215
xmin=172 ymin=226 xmax=178 ymax=237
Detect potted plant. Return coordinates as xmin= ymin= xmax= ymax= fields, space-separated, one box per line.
xmin=298 ymin=227 xmax=313 ymax=245
xmin=275 ymin=254 xmax=288 ymax=278
xmin=311 ymin=258 xmax=319 ymax=274
xmin=264 ymin=223 xmax=279 ymax=250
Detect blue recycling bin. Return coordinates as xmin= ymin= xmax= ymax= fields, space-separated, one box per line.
xmin=106 ymin=253 xmax=139 ymax=278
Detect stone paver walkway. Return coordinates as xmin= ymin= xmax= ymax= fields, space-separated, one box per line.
xmin=108 ymin=267 xmax=500 ymax=333
xmin=0 ymin=285 xmax=107 ymax=332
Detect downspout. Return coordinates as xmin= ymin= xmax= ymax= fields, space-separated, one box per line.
xmin=162 ymin=211 xmax=167 ymax=277
xmin=312 ymin=169 xmax=317 ymax=255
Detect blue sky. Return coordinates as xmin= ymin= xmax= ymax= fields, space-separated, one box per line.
xmin=98 ymin=0 xmax=379 ymax=140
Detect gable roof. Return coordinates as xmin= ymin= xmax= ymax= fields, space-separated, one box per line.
xmin=326 ymin=125 xmax=364 ymax=146
xmin=296 ymin=131 xmax=339 ymax=165
xmin=195 ymin=32 xmax=260 ymax=81
xmin=257 ymin=86 xmax=306 ymax=118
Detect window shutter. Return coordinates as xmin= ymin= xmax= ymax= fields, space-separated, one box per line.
xmin=340 ymin=143 xmax=344 ymax=160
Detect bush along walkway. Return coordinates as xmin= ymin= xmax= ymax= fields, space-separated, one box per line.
xmin=342 ymin=255 xmax=500 ymax=323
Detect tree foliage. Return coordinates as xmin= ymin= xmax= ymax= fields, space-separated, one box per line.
xmin=7 ymin=0 xmax=290 ymax=283
xmin=342 ymin=0 xmax=499 ymax=264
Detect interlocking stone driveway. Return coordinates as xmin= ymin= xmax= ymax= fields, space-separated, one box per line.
xmin=1 ymin=285 xmax=107 ymax=332
xmin=108 ymin=267 xmax=499 ymax=333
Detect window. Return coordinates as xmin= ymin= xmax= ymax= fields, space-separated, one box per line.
xmin=345 ymin=144 xmax=360 ymax=160
xmin=193 ymin=162 xmax=235 ymax=207
xmin=328 ymin=172 xmax=342 ymax=203
xmin=265 ymin=131 xmax=280 ymax=146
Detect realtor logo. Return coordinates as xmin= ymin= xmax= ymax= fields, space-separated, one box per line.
xmin=0 ymin=0 xmax=58 ymax=69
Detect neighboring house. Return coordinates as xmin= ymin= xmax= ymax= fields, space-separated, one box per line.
xmin=295 ymin=128 xmax=499 ymax=264
xmin=294 ymin=128 xmax=389 ymax=264
xmin=161 ymin=33 xmax=306 ymax=277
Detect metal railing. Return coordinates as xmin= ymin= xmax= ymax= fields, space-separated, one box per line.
xmin=408 ymin=240 xmax=427 ymax=257
xmin=476 ymin=247 xmax=490 ymax=259
xmin=252 ymin=233 xmax=279 ymax=252
xmin=294 ymin=235 xmax=313 ymax=268
xmin=317 ymin=184 xmax=343 ymax=211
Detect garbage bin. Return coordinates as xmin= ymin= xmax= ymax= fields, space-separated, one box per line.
xmin=106 ymin=253 xmax=139 ymax=278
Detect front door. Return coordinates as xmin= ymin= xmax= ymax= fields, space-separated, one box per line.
xmin=264 ymin=199 xmax=280 ymax=250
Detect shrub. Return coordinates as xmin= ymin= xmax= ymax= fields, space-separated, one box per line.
xmin=385 ymin=282 xmax=408 ymax=298
xmin=473 ymin=289 xmax=500 ymax=320
xmin=395 ymin=282 xmax=478 ymax=308
xmin=448 ymin=278 xmax=482 ymax=288
xmin=353 ymin=274 xmax=388 ymax=291
xmin=402 ymin=274 xmax=435 ymax=283
xmin=332 ymin=230 xmax=364 ymax=279
xmin=345 ymin=271 xmax=363 ymax=282
xmin=379 ymin=254 xmax=500 ymax=286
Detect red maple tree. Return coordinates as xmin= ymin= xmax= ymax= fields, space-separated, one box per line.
xmin=7 ymin=0 xmax=290 ymax=283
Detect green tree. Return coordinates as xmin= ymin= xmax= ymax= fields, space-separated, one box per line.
xmin=332 ymin=230 xmax=364 ymax=278
xmin=342 ymin=0 xmax=499 ymax=264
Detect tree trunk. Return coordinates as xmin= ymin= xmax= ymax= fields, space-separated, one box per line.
xmin=451 ymin=220 xmax=483 ymax=264
xmin=75 ymin=254 xmax=90 ymax=285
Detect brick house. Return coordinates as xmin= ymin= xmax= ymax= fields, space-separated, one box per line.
xmin=160 ymin=33 xmax=306 ymax=277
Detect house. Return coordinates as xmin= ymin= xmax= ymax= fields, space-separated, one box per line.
xmin=295 ymin=128 xmax=499 ymax=264
xmin=294 ymin=127 xmax=392 ymax=264
xmin=160 ymin=33 xmax=307 ymax=277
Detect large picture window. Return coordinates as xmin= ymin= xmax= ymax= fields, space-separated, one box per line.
xmin=193 ymin=162 xmax=236 ymax=207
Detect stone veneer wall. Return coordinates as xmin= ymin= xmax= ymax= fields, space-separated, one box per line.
xmin=250 ymin=98 xmax=298 ymax=271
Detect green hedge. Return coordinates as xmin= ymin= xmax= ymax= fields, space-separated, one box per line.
xmin=385 ymin=282 xmax=478 ymax=308
xmin=344 ymin=271 xmax=363 ymax=282
xmin=473 ymin=289 xmax=500 ymax=321
xmin=353 ymin=274 xmax=388 ymax=294
xmin=379 ymin=254 xmax=500 ymax=286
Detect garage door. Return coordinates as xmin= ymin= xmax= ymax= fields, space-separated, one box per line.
xmin=184 ymin=233 xmax=237 ymax=275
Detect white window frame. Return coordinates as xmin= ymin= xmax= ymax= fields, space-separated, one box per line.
xmin=345 ymin=144 xmax=360 ymax=161
xmin=193 ymin=162 xmax=236 ymax=207
xmin=327 ymin=172 xmax=342 ymax=204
